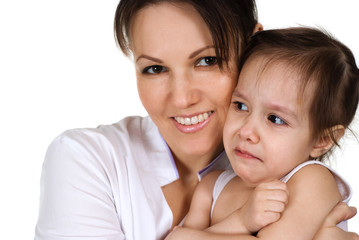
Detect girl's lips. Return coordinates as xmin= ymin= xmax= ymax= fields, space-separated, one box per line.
xmin=234 ymin=149 xmax=262 ymax=161
xmin=172 ymin=111 xmax=214 ymax=134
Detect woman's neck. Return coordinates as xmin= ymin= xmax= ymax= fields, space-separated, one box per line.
xmin=172 ymin=143 xmax=224 ymax=181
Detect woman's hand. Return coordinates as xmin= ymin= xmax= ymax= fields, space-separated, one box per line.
xmin=314 ymin=202 xmax=359 ymax=240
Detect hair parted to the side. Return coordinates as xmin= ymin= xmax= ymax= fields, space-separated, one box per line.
xmin=114 ymin=0 xmax=258 ymax=68
xmin=238 ymin=27 xmax=359 ymax=161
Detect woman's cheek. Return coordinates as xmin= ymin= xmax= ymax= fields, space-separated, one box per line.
xmin=136 ymin=76 xmax=167 ymax=114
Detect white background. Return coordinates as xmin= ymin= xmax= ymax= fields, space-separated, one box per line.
xmin=0 ymin=0 xmax=358 ymax=238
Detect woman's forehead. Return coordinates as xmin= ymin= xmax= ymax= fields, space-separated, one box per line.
xmin=129 ymin=2 xmax=212 ymax=52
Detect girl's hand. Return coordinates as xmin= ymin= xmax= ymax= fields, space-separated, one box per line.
xmin=314 ymin=202 xmax=359 ymax=240
xmin=240 ymin=180 xmax=289 ymax=233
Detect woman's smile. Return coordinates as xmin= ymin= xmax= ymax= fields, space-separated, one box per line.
xmin=172 ymin=111 xmax=214 ymax=133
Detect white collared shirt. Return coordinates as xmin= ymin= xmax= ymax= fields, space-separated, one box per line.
xmin=35 ymin=116 xmax=231 ymax=240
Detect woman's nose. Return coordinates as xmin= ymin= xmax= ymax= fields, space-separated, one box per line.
xmin=170 ymin=71 xmax=201 ymax=108
xmin=238 ymin=117 xmax=260 ymax=144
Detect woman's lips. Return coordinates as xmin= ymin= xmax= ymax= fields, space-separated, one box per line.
xmin=173 ymin=111 xmax=213 ymax=125
xmin=172 ymin=111 xmax=213 ymax=133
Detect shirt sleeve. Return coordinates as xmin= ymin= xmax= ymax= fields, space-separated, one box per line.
xmin=35 ymin=129 xmax=125 ymax=240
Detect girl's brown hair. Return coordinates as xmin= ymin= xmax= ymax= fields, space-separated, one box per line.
xmin=114 ymin=0 xmax=258 ymax=68
xmin=239 ymin=27 xmax=359 ymax=160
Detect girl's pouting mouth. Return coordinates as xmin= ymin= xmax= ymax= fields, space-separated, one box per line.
xmin=234 ymin=148 xmax=262 ymax=162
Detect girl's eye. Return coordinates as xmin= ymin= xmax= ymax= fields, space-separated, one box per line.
xmin=142 ymin=65 xmax=167 ymax=74
xmin=268 ymin=115 xmax=287 ymax=125
xmin=196 ymin=56 xmax=218 ymax=66
xmin=234 ymin=101 xmax=248 ymax=111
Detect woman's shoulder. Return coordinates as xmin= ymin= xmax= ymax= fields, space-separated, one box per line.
xmin=44 ymin=116 xmax=156 ymax=170
xmin=52 ymin=116 xmax=154 ymax=148
xmin=44 ymin=115 xmax=174 ymax=179
xmin=64 ymin=115 xmax=152 ymax=136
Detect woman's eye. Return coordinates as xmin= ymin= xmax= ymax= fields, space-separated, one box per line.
xmin=196 ymin=56 xmax=218 ymax=66
xmin=234 ymin=101 xmax=248 ymax=111
xmin=142 ymin=65 xmax=167 ymax=74
xmin=268 ymin=115 xmax=286 ymax=125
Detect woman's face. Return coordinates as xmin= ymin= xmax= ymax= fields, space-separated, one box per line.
xmin=130 ymin=2 xmax=238 ymax=162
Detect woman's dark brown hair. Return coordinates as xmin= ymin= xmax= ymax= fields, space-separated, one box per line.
xmin=239 ymin=27 xmax=359 ymax=160
xmin=114 ymin=0 xmax=258 ymax=68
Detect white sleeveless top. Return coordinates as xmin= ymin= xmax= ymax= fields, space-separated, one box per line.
xmin=211 ymin=160 xmax=352 ymax=230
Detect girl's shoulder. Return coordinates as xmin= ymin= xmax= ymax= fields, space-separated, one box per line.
xmin=284 ymin=161 xmax=344 ymax=205
xmin=282 ymin=160 xmax=351 ymax=203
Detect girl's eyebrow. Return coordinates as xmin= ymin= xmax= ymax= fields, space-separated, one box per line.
xmin=232 ymin=88 xmax=247 ymax=99
xmin=265 ymin=102 xmax=298 ymax=120
xmin=233 ymin=88 xmax=298 ymax=120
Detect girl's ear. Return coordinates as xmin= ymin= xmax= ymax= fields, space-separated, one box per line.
xmin=253 ymin=23 xmax=263 ymax=34
xmin=310 ymin=125 xmax=345 ymax=159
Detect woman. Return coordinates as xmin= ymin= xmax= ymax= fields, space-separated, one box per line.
xmin=35 ymin=0 xmax=358 ymax=239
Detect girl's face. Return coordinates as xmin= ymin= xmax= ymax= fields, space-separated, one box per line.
xmin=223 ymin=56 xmax=318 ymax=186
xmin=130 ymin=3 xmax=238 ymax=161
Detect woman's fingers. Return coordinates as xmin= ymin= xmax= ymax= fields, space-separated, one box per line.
xmin=324 ymin=202 xmax=357 ymax=227
xmin=313 ymin=202 xmax=359 ymax=240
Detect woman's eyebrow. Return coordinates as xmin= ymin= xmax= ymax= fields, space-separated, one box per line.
xmin=135 ymin=45 xmax=214 ymax=63
xmin=188 ymin=45 xmax=215 ymax=59
xmin=136 ymin=55 xmax=163 ymax=63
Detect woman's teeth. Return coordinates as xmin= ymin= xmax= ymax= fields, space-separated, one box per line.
xmin=174 ymin=112 xmax=212 ymax=125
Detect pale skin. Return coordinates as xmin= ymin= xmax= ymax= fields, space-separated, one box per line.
xmin=131 ymin=2 xmax=238 ymax=226
xmin=129 ymin=2 xmax=359 ymax=239
xmin=174 ymin=56 xmax=345 ymax=239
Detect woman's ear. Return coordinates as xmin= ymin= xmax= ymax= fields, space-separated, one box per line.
xmin=310 ymin=125 xmax=345 ymax=158
xmin=253 ymin=23 xmax=263 ymax=34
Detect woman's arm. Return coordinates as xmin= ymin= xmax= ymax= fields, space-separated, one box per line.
xmin=314 ymin=202 xmax=359 ymax=240
xmin=167 ymin=179 xmax=288 ymax=239
xmin=35 ymin=131 xmax=125 ymax=240
xmin=167 ymin=165 xmax=358 ymax=240
xmin=166 ymin=227 xmax=256 ymax=240
xmin=167 ymin=203 xmax=359 ymax=240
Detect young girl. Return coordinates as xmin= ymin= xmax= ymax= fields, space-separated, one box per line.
xmin=168 ymin=27 xmax=359 ymax=239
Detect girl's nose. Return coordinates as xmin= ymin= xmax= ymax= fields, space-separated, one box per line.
xmin=238 ymin=117 xmax=260 ymax=144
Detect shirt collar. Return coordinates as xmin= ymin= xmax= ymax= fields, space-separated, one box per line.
xmin=197 ymin=151 xmax=231 ymax=181
xmin=144 ymin=117 xmax=231 ymax=186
